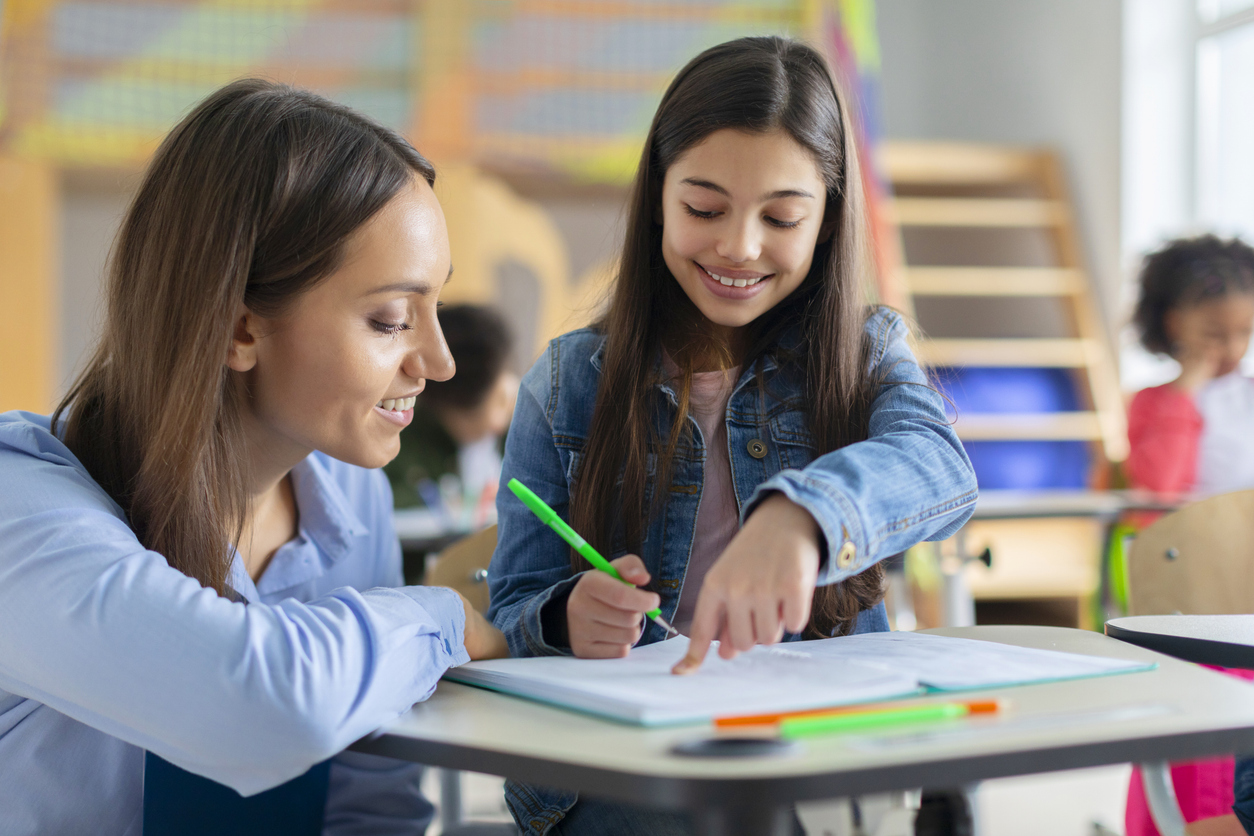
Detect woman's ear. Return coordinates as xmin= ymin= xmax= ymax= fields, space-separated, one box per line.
xmin=226 ymin=303 xmax=261 ymax=373
xmin=817 ymin=211 xmax=838 ymax=245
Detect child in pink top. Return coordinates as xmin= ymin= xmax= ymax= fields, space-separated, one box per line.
xmin=1125 ymin=234 xmax=1254 ymax=836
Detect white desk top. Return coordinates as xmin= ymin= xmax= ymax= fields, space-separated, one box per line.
xmin=353 ymin=626 xmax=1254 ymax=811
xmin=970 ymin=490 xmax=1183 ymax=520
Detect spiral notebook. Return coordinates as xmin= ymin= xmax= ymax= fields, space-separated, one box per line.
xmin=444 ymin=632 xmax=1153 ymax=726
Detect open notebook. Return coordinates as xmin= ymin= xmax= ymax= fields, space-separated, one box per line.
xmin=444 ymin=632 xmax=1154 ymax=726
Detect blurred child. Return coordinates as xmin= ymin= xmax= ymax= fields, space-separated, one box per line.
xmin=1127 ymin=235 xmax=1254 ymax=496
xmin=385 ymin=304 xmax=519 ymax=516
xmin=1125 ymin=235 xmax=1254 ymax=836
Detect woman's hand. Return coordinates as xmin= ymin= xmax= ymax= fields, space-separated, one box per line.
xmin=566 ymin=555 xmax=660 ymax=658
xmin=673 ymin=493 xmax=821 ymax=674
xmin=461 ymin=594 xmax=509 ymax=660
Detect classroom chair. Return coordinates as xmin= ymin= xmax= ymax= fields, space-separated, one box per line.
xmin=426 ymin=525 xmax=518 ymax=836
xmin=1124 ymin=489 xmax=1254 ymax=836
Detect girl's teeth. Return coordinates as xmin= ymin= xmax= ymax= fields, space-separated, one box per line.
xmin=382 ymin=399 xmax=396 ymax=410
xmin=708 ymin=269 xmax=762 ymax=287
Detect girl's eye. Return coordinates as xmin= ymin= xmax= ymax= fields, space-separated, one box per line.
xmin=766 ymin=216 xmax=802 ymax=229
xmin=684 ymin=204 xmax=720 ymax=220
xmin=371 ymin=320 xmax=413 ymax=336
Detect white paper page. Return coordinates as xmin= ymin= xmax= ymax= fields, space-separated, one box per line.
xmin=446 ymin=636 xmax=921 ymax=725
xmin=793 ymin=632 xmax=1153 ymax=691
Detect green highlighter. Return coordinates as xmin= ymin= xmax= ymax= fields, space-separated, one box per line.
xmin=506 ymin=478 xmax=679 ymax=638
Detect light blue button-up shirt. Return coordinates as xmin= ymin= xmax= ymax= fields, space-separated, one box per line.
xmin=0 ymin=411 xmax=468 ymax=836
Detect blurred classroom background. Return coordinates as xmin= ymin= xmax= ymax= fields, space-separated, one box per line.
xmin=3 ymin=2 xmax=1252 ymax=832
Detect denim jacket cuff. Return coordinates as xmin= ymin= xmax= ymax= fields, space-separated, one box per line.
xmin=745 ymin=469 xmax=870 ymax=586
xmin=517 ymin=574 xmax=586 ymax=657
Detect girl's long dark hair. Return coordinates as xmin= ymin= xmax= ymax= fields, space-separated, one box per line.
xmin=568 ymin=36 xmax=884 ymax=638
xmin=52 ymin=79 xmax=435 ymax=595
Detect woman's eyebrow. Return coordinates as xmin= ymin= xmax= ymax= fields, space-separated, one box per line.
xmin=367 ymin=265 xmax=453 ymax=296
xmin=679 ymin=177 xmax=815 ymax=201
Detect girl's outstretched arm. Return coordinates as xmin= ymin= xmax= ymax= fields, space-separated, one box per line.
xmin=675 ymin=308 xmax=978 ymax=672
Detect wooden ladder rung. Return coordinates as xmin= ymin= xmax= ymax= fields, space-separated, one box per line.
xmin=917 ymin=338 xmax=1092 ymax=368
xmin=951 ymin=412 xmax=1103 ymax=441
xmin=905 ymin=267 xmax=1083 ymax=297
xmin=879 ymin=141 xmax=1044 ymax=184
xmin=889 ymin=197 xmax=1067 ymax=228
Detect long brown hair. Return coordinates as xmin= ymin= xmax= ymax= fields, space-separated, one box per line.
xmin=569 ymin=36 xmax=884 ymax=638
xmin=52 ymin=79 xmax=435 ymax=595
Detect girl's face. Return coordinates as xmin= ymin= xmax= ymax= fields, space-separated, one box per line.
xmin=231 ymin=176 xmax=455 ymax=470
xmin=1165 ymin=292 xmax=1254 ymax=377
xmin=660 ymin=128 xmax=829 ymax=331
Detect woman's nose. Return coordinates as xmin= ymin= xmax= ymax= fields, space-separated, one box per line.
xmin=404 ymin=328 xmax=455 ymax=384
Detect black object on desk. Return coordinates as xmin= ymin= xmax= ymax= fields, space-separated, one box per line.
xmin=1106 ymin=615 xmax=1254 ymax=669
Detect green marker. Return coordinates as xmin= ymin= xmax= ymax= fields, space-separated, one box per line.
xmin=779 ymin=702 xmax=968 ymax=739
xmin=507 ymin=478 xmax=679 ymax=638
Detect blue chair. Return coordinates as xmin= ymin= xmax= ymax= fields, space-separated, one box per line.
xmin=143 ymin=752 xmax=330 ymax=836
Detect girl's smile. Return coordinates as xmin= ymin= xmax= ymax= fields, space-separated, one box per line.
xmin=695 ymin=262 xmax=773 ymax=299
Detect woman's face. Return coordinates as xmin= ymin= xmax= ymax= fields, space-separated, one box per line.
xmin=233 ymin=176 xmax=455 ymax=470
xmin=660 ymin=128 xmax=830 ymax=331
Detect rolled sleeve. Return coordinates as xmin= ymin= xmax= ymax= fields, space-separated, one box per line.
xmin=744 ymin=310 xmax=977 ymax=585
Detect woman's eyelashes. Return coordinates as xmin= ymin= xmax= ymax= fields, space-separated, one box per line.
xmin=682 ymin=203 xmax=802 ymax=229
xmin=370 ymin=319 xmax=413 ymax=337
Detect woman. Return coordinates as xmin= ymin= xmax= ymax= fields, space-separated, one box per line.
xmin=0 ymin=79 xmax=505 ymax=834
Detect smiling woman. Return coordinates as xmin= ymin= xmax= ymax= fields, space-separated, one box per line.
xmin=0 ymin=79 xmax=505 ymax=835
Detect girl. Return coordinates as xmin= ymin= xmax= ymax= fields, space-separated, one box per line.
xmin=0 ymin=80 xmax=506 ymax=835
xmin=1127 ymin=234 xmax=1254 ymax=497
xmin=1125 ymin=235 xmax=1254 ymax=836
xmin=487 ymin=36 xmax=978 ymax=835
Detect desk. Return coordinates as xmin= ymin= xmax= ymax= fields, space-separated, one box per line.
xmin=1107 ymin=615 xmax=1254 ymax=669
xmin=970 ymin=490 xmax=1182 ymax=521
xmin=1106 ymin=615 xmax=1254 ymax=836
xmin=939 ymin=491 xmax=1187 ymax=628
xmin=352 ymin=626 xmax=1254 ymax=836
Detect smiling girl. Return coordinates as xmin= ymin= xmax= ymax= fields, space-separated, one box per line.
xmin=0 ymin=80 xmax=505 ymax=834
xmin=487 ymin=36 xmax=978 ymax=835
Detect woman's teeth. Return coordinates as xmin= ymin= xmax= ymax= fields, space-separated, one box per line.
xmin=376 ymin=396 xmax=416 ymax=412
xmin=706 ymin=270 xmax=763 ymax=288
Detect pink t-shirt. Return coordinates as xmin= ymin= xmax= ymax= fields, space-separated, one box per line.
xmin=672 ymin=366 xmax=741 ymax=635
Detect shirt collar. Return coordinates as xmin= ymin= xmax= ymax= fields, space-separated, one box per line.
xmin=235 ymin=454 xmax=370 ymax=600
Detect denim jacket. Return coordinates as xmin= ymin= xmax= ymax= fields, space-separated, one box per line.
xmin=486 ymin=307 xmax=977 ymax=834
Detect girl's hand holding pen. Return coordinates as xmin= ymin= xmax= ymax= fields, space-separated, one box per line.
xmin=567 ymin=555 xmax=660 ymax=658
xmin=673 ymin=494 xmax=822 ymax=674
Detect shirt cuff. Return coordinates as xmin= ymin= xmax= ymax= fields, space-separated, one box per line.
xmin=517 ymin=574 xmax=586 ymax=657
xmin=395 ymin=586 xmax=470 ymax=668
xmin=744 ymin=469 xmax=866 ymax=586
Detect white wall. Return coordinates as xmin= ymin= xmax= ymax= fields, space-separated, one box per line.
xmin=877 ymin=0 xmax=1124 ymax=330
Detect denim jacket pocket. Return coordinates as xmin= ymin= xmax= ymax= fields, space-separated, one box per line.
xmin=768 ymin=409 xmax=817 ymax=471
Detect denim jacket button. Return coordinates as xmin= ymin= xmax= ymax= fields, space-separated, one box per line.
xmin=747 ymin=439 xmax=768 ymax=459
xmin=835 ymin=540 xmax=857 ymax=569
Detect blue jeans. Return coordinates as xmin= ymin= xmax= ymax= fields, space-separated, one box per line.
xmin=1235 ymin=756 xmax=1254 ymax=835
xmin=545 ymin=796 xmax=805 ymax=836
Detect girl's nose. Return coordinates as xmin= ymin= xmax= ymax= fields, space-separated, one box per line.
xmin=716 ymin=217 xmax=761 ymax=264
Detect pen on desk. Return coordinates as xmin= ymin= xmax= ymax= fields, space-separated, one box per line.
xmin=777 ymin=700 xmax=1002 ymax=740
xmin=716 ymin=699 xmax=1002 ymax=729
xmin=506 ymin=478 xmax=680 ymax=638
